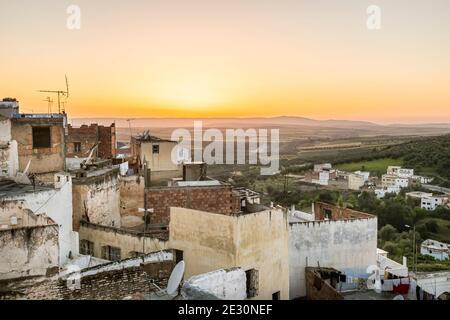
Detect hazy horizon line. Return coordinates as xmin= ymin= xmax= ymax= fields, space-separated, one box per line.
xmin=67 ymin=115 xmax=450 ymax=127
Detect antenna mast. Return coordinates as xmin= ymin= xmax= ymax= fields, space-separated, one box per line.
xmin=38 ymin=75 xmax=70 ymax=114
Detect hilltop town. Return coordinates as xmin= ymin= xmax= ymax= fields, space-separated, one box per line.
xmin=1 ymin=98 xmax=449 ymax=300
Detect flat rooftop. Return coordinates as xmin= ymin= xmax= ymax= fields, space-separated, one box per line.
xmin=0 ymin=180 xmax=53 ymax=198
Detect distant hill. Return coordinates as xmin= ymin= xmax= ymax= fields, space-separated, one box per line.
xmin=69 ymin=116 xmax=384 ymax=129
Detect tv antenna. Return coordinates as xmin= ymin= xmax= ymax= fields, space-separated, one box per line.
xmin=44 ymin=97 xmax=53 ymax=114
xmin=38 ymin=75 xmax=70 ymax=114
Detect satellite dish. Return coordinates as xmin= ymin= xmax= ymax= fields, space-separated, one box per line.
xmin=167 ymin=261 xmax=185 ymax=295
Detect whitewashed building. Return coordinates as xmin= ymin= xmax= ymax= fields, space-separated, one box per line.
xmin=421 ymin=240 xmax=449 ymax=261
xmin=421 ymin=195 xmax=448 ymax=211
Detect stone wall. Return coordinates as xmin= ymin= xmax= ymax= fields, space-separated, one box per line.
xmin=72 ymin=169 xmax=121 ymax=231
xmin=0 ymin=251 xmax=174 ymax=300
xmin=146 ymin=185 xmax=241 ymax=225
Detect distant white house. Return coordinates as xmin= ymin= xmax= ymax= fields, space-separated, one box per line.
xmin=375 ymin=186 xmax=401 ymax=199
xmin=412 ymin=175 xmax=434 ymax=184
xmin=387 ymin=166 xmax=414 ymax=178
xmin=312 ymin=170 xmax=331 ymax=186
xmin=348 ymin=173 xmax=365 ymax=191
xmin=354 ymin=171 xmax=370 ymax=182
xmin=421 ymin=195 xmax=448 ymax=211
xmin=381 ymin=174 xmax=409 ymax=189
xmin=421 ymin=239 xmax=449 ymax=261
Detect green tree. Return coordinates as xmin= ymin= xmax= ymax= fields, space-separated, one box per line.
xmin=379 ymin=224 xmax=398 ymax=242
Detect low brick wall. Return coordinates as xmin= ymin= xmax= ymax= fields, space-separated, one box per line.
xmin=1 ymin=251 xmax=175 ymax=300
xmin=146 ymin=185 xmax=241 ymax=225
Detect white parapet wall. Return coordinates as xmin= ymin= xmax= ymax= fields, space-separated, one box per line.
xmin=289 ymin=217 xmax=378 ymax=299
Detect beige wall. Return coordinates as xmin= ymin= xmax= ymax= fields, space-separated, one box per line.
xmin=141 ymin=141 xmax=180 ymax=172
xmin=11 ymin=121 xmax=65 ymax=174
xmin=169 ymin=207 xmax=290 ymax=300
xmin=79 ymin=222 xmax=168 ymax=260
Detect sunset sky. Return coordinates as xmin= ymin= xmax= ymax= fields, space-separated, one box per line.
xmin=1 ymin=0 xmax=450 ymax=123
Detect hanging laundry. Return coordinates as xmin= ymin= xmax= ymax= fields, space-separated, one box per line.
xmin=382 ymin=279 xmax=394 ymax=291
xmin=393 ymin=282 xmax=410 ymax=294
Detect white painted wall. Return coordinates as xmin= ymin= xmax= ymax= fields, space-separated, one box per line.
xmin=421 ymin=196 xmax=447 ymax=211
xmin=182 ymin=268 xmax=247 ymax=300
xmin=288 ymin=217 xmax=378 ymax=299
xmin=0 ymin=118 xmax=19 ymax=178
xmin=3 ymin=173 xmax=79 ymax=265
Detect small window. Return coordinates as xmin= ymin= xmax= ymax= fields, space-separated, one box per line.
xmin=272 ymin=291 xmax=280 ymax=300
xmin=74 ymin=142 xmax=81 ymax=152
xmin=152 ymin=144 xmax=160 ymax=154
xmin=80 ymin=240 xmax=94 ymax=256
xmin=32 ymin=127 xmax=51 ymax=148
xmin=101 ymin=245 xmax=121 ymax=261
xmin=245 ymin=269 xmax=259 ymax=298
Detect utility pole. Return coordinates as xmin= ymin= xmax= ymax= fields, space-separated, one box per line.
xmin=405 ymin=224 xmax=417 ymax=273
xmin=414 ymin=224 xmax=417 ymax=273
xmin=139 ymin=160 xmax=152 ymax=254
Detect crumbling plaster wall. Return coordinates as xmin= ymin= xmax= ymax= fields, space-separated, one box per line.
xmin=72 ymin=171 xmax=121 ymax=231
xmin=0 ymin=224 xmax=59 ymax=280
xmin=289 ymin=217 xmax=378 ymax=299
xmin=1 ymin=174 xmax=78 ymax=265
xmin=120 ymin=175 xmax=144 ymax=218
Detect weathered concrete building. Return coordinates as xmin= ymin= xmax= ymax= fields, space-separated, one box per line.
xmin=10 ymin=114 xmax=67 ymax=175
xmin=0 ymin=209 xmax=59 ymax=281
xmin=169 ymin=207 xmax=290 ymax=300
xmin=289 ymin=202 xmax=377 ymax=299
xmin=71 ymin=165 xmax=121 ymax=231
xmin=66 ymin=123 xmax=116 ymax=159
xmin=130 ymin=133 xmax=183 ymax=181
xmin=0 ymin=173 xmax=79 ymax=266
